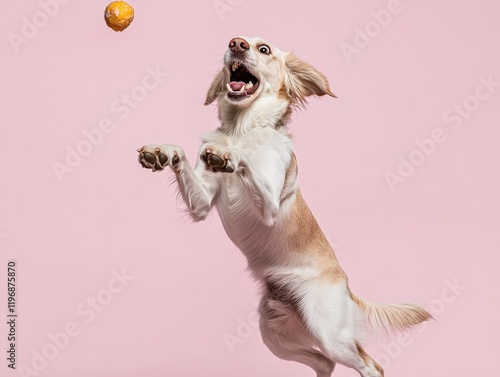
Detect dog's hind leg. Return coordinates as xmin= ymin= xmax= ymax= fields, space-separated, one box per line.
xmin=299 ymin=280 xmax=384 ymax=377
xmin=259 ymin=292 xmax=335 ymax=377
xmin=355 ymin=343 xmax=384 ymax=377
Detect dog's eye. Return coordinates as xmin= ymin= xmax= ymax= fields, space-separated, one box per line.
xmin=258 ymin=45 xmax=271 ymax=55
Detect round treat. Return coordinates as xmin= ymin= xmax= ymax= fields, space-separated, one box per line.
xmin=104 ymin=1 xmax=134 ymax=32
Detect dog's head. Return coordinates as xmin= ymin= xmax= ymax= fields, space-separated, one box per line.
xmin=204 ymin=36 xmax=335 ymax=108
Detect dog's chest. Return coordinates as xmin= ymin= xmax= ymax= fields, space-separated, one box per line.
xmin=217 ymin=176 xmax=254 ymax=224
xmin=216 ymin=176 xmax=270 ymax=251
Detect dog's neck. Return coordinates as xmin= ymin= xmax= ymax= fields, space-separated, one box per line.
xmin=217 ymin=96 xmax=292 ymax=136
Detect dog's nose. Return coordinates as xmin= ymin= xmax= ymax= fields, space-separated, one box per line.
xmin=229 ymin=37 xmax=249 ymax=53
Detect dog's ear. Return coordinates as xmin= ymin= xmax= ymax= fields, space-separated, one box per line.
xmin=204 ymin=68 xmax=226 ymax=105
xmin=282 ymin=53 xmax=336 ymax=106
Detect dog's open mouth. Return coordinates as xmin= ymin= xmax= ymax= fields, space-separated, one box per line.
xmin=226 ymin=61 xmax=260 ymax=101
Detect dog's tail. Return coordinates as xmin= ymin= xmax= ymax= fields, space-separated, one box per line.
xmin=349 ymin=291 xmax=433 ymax=336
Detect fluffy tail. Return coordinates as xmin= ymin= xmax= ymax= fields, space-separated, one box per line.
xmin=350 ymin=291 xmax=433 ymax=336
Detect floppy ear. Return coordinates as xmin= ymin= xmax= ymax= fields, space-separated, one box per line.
xmin=204 ymin=68 xmax=226 ymax=105
xmin=282 ymin=53 xmax=336 ymax=106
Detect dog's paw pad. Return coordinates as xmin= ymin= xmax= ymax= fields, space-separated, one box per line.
xmin=143 ymin=152 xmax=157 ymax=165
xmin=200 ymin=148 xmax=234 ymax=173
xmin=137 ymin=145 xmax=182 ymax=172
xmin=208 ymin=154 xmax=225 ymax=168
xmin=157 ymin=152 xmax=169 ymax=166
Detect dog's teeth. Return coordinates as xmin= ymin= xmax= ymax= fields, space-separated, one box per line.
xmin=226 ymin=83 xmax=232 ymax=91
xmin=247 ymin=81 xmax=254 ymax=89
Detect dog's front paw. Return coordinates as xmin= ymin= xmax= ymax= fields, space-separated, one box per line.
xmin=200 ymin=146 xmax=236 ymax=173
xmin=137 ymin=144 xmax=184 ymax=172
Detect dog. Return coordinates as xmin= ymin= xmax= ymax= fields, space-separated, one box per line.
xmin=137 ymin=36 xmax=432 ymax=377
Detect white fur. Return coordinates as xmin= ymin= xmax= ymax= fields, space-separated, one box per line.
xmin=137 ymin=36 xmax=430 ymax=377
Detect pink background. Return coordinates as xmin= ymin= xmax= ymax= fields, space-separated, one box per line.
xmin=1 ymin=0 xmax=499 ymax=376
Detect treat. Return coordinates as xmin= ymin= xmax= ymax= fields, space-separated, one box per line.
xmin=104 ymin=1 xmax=134 ymax=32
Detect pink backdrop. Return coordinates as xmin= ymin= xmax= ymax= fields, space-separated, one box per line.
xmin=1 ymin=0 xmax=499 ymax=376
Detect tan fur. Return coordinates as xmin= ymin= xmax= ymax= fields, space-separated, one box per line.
xmin=279 ymin=153 xmax=298 ymax=203
xmin=204 ymin=68 xmax=226 ymax=105
xmin=282 ymin=188 xmax=347 ymax=284
xmin=283 ymin=53 xmax=336 ymax=107
xmin=356 ymin=343 xmax=385 ymax=376
xmin=350 ymin=290 xmax=434 ymax=335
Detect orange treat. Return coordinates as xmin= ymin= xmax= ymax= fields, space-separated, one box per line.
xmin=104 ymin=1 xmax=134 ymax=32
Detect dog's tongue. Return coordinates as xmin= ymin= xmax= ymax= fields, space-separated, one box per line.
xmin=229 ymin=81 xmax=246 ymax=91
